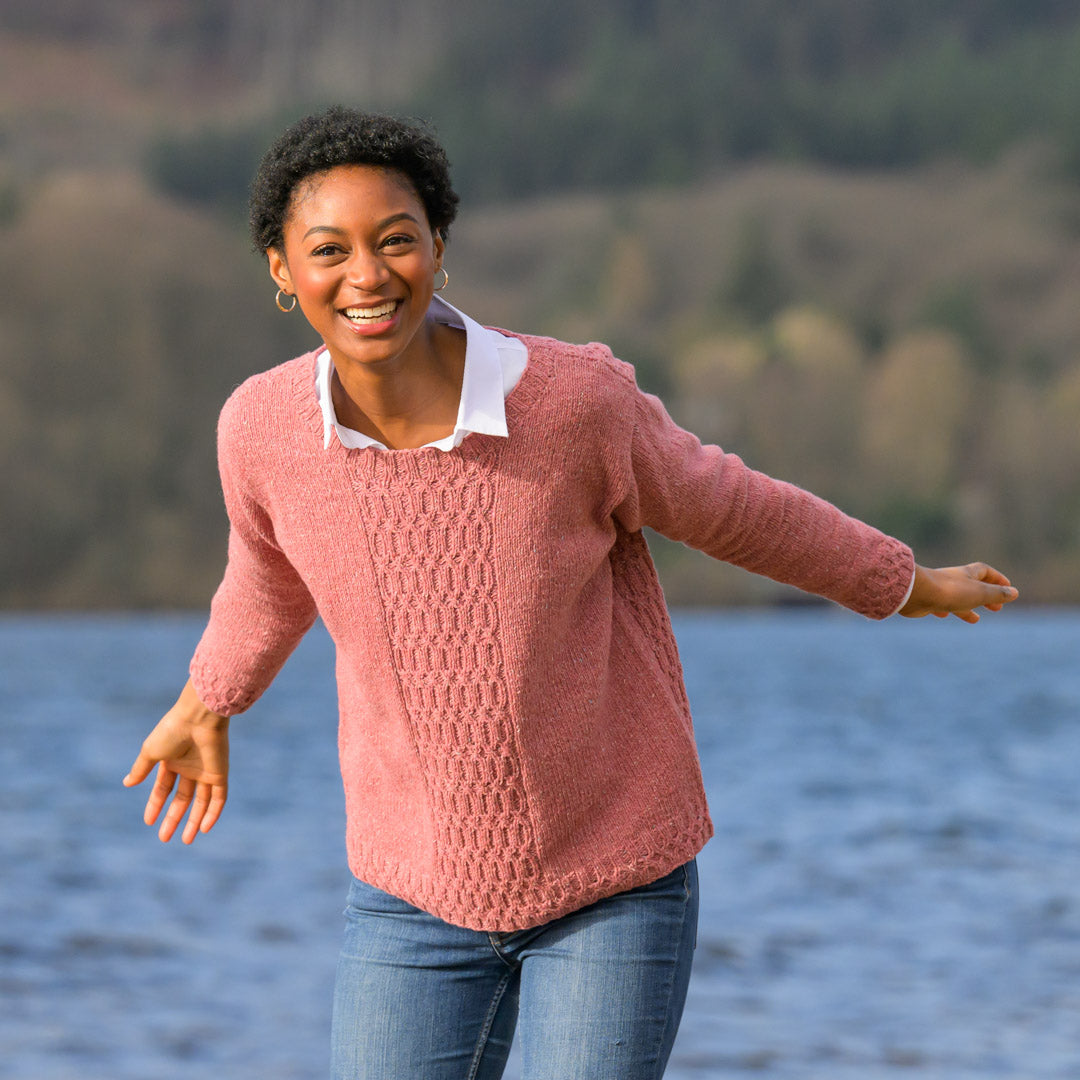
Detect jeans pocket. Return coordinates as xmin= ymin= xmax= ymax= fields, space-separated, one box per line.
xmin=344 ymin=876 xmax=422 ymax=918
xmin=624 ymin=859 xmax=695 ymax=899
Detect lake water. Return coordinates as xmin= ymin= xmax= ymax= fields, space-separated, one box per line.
xmin=2 ymin=609 xmax=1079 ymax=1079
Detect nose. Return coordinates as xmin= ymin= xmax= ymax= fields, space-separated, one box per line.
xmin=345 ymin=248 xmax=389 ymax=292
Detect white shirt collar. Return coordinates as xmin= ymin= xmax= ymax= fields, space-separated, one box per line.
xmin=315 ymin=295 xmax=521 ymax=451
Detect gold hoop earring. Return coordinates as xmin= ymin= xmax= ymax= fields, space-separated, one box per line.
xmin=275 ymin=289 xmax=297 ymax=313
xmin=434 ymin=267 xmax=449 ymax=292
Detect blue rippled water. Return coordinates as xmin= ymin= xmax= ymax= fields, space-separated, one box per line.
xmin=2 ymin=609 xmax=1079 ymax=1079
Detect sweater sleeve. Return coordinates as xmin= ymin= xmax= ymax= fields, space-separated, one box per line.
xmin=613 ymin=386 xmax=914 ymax=619
xmin=189 ymin=393 xmax=318 ymax=715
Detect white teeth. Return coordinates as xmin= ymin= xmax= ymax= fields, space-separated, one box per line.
xmin=344 ymin=301 xmax=398 ymax=321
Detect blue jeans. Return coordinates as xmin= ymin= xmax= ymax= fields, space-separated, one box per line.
xmin=330 ymin=860 xmax=699 ymax=1080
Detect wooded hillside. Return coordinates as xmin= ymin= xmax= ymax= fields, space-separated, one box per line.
xmin=1 ymin=2 xmax=1078 ymax=607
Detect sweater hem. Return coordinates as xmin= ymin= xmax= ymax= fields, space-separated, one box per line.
xmin=344 ymin=802 xmax=714 ymax=932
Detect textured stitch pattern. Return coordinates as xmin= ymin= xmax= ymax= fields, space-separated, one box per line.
xmin=348 ymin=447 xmax=543 ymax=924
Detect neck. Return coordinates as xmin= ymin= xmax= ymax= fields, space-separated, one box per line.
xmin=331 ymin=322 xmax=466 ymax=449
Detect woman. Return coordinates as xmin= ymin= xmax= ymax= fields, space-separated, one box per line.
xmin=124 ymin=107 xmax=1017 ymax=1080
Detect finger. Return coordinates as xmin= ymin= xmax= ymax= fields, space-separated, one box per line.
xmin=182 ymin=784 xmax=227 ymax=843
xmin=144 ymin=762 xmax=177 ymax=826
xmin=951 ymin=609 xmax=980 ymax=624
xmin=967 ymin=563 xmax=1015 ymax=589
xmin=200 ymin=785 xmax=228 ymax=834
xmin=123 ymin=751 xmax=157 ymax=787
xmin=181 ymin=782 xmax=216 ymax=845
xmin=959 ymin=565 xmax=1018 ymax=613
xmin=158 ymin=776 xmax=196 ymax=843
xmin=980 ymin=585 xmax=1018 ymax=609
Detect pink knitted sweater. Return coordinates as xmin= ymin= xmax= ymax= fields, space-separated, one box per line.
xmin=190 ymin=332 xmax=914 ymax=931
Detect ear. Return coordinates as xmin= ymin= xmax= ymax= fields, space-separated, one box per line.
xmin=267 ymin=247 xmax=292 ymax=293
xmin=432 ymin=231 xmax=446 ymax=271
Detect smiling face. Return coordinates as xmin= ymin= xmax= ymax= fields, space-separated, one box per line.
xmin=267 ymin=164 xmax=445 ymax=375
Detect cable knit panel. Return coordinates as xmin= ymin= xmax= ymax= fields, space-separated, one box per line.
xmin=190 ymin=333 xmax=915 ymax=931
xmin=345 ymin=446 xmax=543 ymax=924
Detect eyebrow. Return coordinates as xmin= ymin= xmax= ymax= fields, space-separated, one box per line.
xmin=302 ymin=212 xmax=423 ymax=241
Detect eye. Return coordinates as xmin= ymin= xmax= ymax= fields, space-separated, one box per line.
xmin=382 ymin=233 xmax=417 ymax=249
xmin=311 ymin=243 xmax=343 ymax=257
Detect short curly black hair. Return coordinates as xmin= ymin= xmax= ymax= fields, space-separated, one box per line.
xmin=248 ymin=106 xmax=459 ymax=253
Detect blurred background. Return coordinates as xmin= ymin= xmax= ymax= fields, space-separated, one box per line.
xmin=5 ymin=6 xmax=1080 ymax=1080
xmin=3 ymin=0 xmax=1079 ymax=609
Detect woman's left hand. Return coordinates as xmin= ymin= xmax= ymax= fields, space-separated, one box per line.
xmin=899 ymin=562 xmax=1019 ymax=623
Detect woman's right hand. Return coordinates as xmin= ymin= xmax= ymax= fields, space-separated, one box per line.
xmin=123 ymin=679 xmax=230 ymax=844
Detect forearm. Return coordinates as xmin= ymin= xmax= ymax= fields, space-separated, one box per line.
xmin=190 ymin=537 xmax=317 ymax=715
xmin=620 ymin=389 xmax=915 ymax=618
xmin=699 ymin=468 xmax=915 ymax=618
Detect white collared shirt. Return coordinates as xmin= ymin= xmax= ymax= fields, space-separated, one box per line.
xmin=315 ymin=295 xmax=528 ymax=451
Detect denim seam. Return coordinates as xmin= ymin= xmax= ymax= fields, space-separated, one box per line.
xmin=466 ymin=965 xmax=516 ymax=1080
xmin=684 ymin=861 xmax=698 ymax=949
xmin=645 ymin=863 xmax=691 ymax=1079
